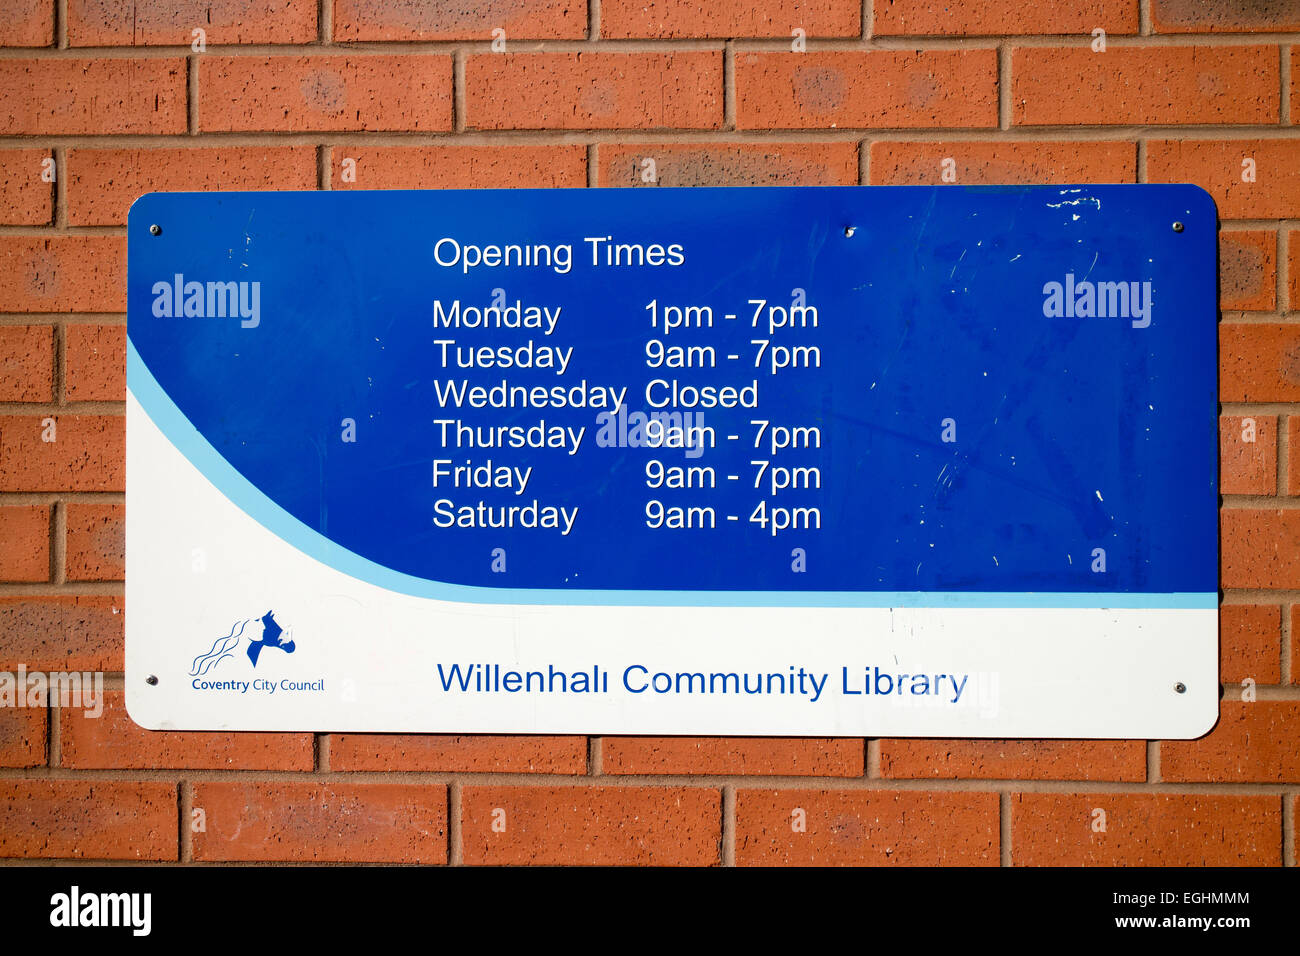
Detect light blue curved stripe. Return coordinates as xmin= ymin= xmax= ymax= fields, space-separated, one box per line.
xmin=127 ymin=341 xmax=1216 ymax=611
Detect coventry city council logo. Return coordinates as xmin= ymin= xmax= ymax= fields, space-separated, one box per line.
xmin=189 ymin=610 xmax=296 ymax=676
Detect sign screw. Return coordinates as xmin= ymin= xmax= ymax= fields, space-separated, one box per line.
xmin=843 ymin=225 xmax=856 ymax=237
xmin=1174 ymin=681 xmax=1186 ymax=694
xmin=146 ymin=675 xmax=158 ymax=686
xmin=149 ymin=224 xmax=162 ymax=236
xmin=1171 ymin=221 xmax=1184 ymax=233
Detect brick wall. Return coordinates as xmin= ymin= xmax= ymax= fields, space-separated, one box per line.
xmin=0 ymin=0 xmax=1296 ymax=867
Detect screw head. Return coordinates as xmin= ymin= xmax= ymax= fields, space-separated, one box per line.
xmin=1174 ymin=681 xmax=1187 ymax=694
xmin=1171 ymin=221 xmax=1184 ymax=233
xmin=146 ymin=675 xmax=158 ymax=686
xmin=149 ymin=224 xmax=162 ymax=236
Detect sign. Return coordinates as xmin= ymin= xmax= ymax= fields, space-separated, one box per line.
xmin=125 ymin=185 xmax=1219 ymax=737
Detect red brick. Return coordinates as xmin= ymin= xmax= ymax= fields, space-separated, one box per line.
xmin=0 ymin=595 xmax=123 ymax=671
xmin=0 ymin=504 xmax=49 ymax=582
xmin=1011 ymin=792 xmax=1279 ymax=865
xmin=735 ymin=789 xmax=999 ymax=865
xmin=0 ymin=325 xmax=53 ymax=401
xmin=0 ymin=415 xmax=123 ymax=491
xmin=199 ymin=55 xmax=453 ymax=132
xmin=1221 ymin=508 xmax=1300 ymax=589
xmin=602 ymin=0 xmax=860 ymax=38
xmin=1219 ymin=604 xmax=1282 ymax=684
xmin=64 ymin=324 xmax=125 ymax=401
xmin=334 ymin=0 xmax=584 ymax=40
xmin=11 ymin=0 xmax=1300 ymax=865
xmin=0 ymin=780 xmax=177 ymax=860
xmin=0 ymin=237 xmax=126 ymax=313
xmin=0 ymin=708 xmax=45 ymax=768
xmin=1220 ymin=414 xmax=1277 ymax=495
xmin=466 ymin=52 xmax=723 ymax=130
xmin=1290 ymin=230 xmax=1299 ymax=312
xmin=1220 ymin=324 xmax=1300 ymax=403
xmin=1291 ymin=417 xmax=1300 ymax=494
xmin=1292 ymin=606 xmax=1300 ymax=686
xmin=876 ymin=1 xmax=1137 ymax=35
xmin=869 ymin=140 xmax=1135 ymax=185
xmin=69 ymin=0 xmax=316 ymax=45
xmin=1148 ymin=140 xmax=1300 ymax=219
xmin=0 ymin=0 xmax=53 ymax=46
xmin=599 ymin=142 xmax=859 ymax=186
xmin=736 ymin=50 xmax=997 ymax=130
xmin=462 ymin=786 xmax=721 ymax=865
xmin=879 ymin=739 xmax=1145 ymax=781
xmin=1154 ymin=0 xmax=1300 ymax=32
xmin=1220 ymin=230 xmax=1276 ymax=312
xmin=63 ymin=691 xmax=313 ymax=770
xmin=0 ymin=149 xmax=53 ymax=224
xmin=1295 ymin=49 xmax=1300 ymax=128
xmin=330 ymin=734 xmax=587 ymax=773
xmin=0 ymin=58 xmax=186 ymax=135
xmin=65 ymin=502 xmax=124 ymax=582
xmin=1012 ymin=46 xmax=1278 ymax=126
xmin=67 ymin=147 xmax=318 ymax=226
xmin=1163 ymin=702 xmax=1300 ymax=782
xmin=603 ymin=737 xmax=864 ymax=776
xmin=192 ymin=781 xmax=446 ymax=862
xmin=330 ymin=145 xmax=587 ymax=190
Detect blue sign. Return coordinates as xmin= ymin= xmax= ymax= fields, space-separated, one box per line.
xmin=125 ymin=185 xmax=1220 ymax=737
